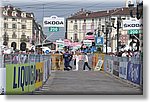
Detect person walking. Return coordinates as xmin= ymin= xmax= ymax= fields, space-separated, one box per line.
xmin=83 ymin=53 xmax=92 ymax=71
xmin=73 ymin=51 xmax=79 ymax=71
xmin=63 ymin=51 xmax=72 ymax=71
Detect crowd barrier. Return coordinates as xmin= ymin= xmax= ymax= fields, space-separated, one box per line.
xmin=92 ymin=53 xmax=105 ymax=71
xmin=104 ymin=55 xmax=143 ymax=86
xmin=0 ymin=54 xmax=52 ymax=95
xmin=51 ymin=54 xmax=64 ymax=70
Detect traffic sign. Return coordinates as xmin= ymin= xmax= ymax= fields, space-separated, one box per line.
xmin=127 ymin=29 xmax=142 ymax=35
xmin=95 ymin=37 xmax=104 ymax=45
xmin=45 ymin=50 xmax=50 ymax=54
xmin=49 ymin=27 xmax=59 ymax=32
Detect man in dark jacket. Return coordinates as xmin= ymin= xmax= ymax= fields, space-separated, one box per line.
xmin=63 ymin=51 xmax=72 ymax=71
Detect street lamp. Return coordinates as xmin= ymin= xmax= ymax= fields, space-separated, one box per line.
xmin=116 ymin=17 xmax=121 ymax=53
xmin=100 ymin=20 xmax=112 ymax=54
xmin=128 ymin=0 xmax=143 ymax=19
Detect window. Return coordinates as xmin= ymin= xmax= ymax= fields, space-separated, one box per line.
xmin=21 ymin=19 xmax=26 ymax=23
xmin=74 ymin=33 xmax=78 ymax=41
xmin=27 ymin=36 xmax=30 ymax=42
xmin=122 ymin=18 xmax=126 ymax=20
xmin=21 ymin=12 xmax=26 ymax=18
xmin=3 ymin=10 xmax=7 ymax=15
xmin=74 ymin=25 xmax=78 ymax=30
xmin=70 ymin=21 xmax=73 ymax=23
xmin=127 ymin=17 xmax=130 ymax=20
xmin=4 ymin=17 xmax=8 ymax=21
xmin=12 ymin=24 xmax=17 ymax=29
xmin=20 ymin=32 xmax=27 ymax=42
xmin=12 ymin=11 xmax=16 ymax=16
xmin=91 ymin=22 xmax=94 ymax=32
xmin=22 ymin=24 xmax=26 ymax=29
xmin=12 ymin=32 xmax=17 ymax=39
xmin=74 ymin=20 xmax=78 ymax=30
xmin=12 ymin=18 xmax=16 ymax=21
xmin=3 ymin=32 xmax=9 ymax=41
xmin=82 ymin=22 xmax=86 ymax=34
xmin=84 ymin=19 xmax=86 ymax=22
xmin=102 ymin=25 xmax=105 ymax=32
xmin=4 ymin=23 xmax=8 ymax=29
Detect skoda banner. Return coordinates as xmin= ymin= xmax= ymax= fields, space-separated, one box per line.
xmin=122 ymin=19 xmax=143 ymax=30
xmin=43 ymin=15 xmax=64 ymax=27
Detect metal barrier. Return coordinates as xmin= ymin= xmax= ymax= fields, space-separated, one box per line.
xmin=1 ymin=54 xmax=52 ymax=95
xmin=51 ymin=54 xmax=64 ymax=70
xmin=104 ymin=55 xmax=143 ymax=86
xmin=0 ymin=55 xmax=4 ymax=68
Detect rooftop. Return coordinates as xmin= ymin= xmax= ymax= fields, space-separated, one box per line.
xmin=67 ymin=7 xmax=136 ymax=19
xmin=1 ymin=5 xmax=34 ymax=18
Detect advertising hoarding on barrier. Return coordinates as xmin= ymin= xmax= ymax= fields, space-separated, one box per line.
xmin=35 ymin=62 xmax=44 ymax=89
xmin=43 ymin=15 xmax=64 ymax=27
xmin=119 ymin=62 xmax=128 ymax=79
xmin=94 ymin=60 xmax=103 ymax=71
xmin=113 ymin=58 xmax=119 ymax=76
xmin=105 ymin=59 xmax=113 ymax=74
xmin=0 ymin=68 xmax=6 ymax=95
xmin=6 ymin=64 xmax=36 ymax=94
xmin=122 ymin=19 xmax=143 ymax=30
xmin=43 ymin=60 xmax=50 ymax=82
xmin=127 ymin=62 xmax=141 ymax=85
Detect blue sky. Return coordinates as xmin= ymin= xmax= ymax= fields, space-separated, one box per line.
xmin=2 ymin=0 xmax=129 ymax=41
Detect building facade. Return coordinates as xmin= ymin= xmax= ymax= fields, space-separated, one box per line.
xmin=66 ymin=6 xmax=142 ymax=52
xmin=0 ymin=5 xmax=45 ymax=52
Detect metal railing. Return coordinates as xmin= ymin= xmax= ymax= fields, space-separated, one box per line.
xmin=2 ymin=54 xmax=51 ymax=68
xmin=104 ymin=55 xmax=143 ymax=86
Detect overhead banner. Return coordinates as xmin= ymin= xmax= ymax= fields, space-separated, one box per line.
xmin=43 ymin=15 xmax=64 ymax=27
xmin=122 ymin=19 xmax=143 ymax=30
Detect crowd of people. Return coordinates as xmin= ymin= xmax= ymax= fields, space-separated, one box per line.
xmin=108 ymin=49 xmax=143 ymax=60
xmin=62 ymin=50 xmax=92 ymax=71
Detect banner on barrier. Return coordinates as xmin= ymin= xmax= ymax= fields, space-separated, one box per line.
xmin=127 ymin=62 xmax=141 ymax=85
xmin=0 ymin=68 xmax=6 ymax=95
xmin=43 ymin=60 xmax=50 ymax=82
xmin=113 ymin=60 xmax=119 ymax=76
xmin=94 ymin=60 xmax=103 ymax=71
xmin=119 ymin=62 xmax=128 ymax=79
xmin=105 ymin=59 xmax=113 ymax=73
xmin=35 ymin=62 xmax=44 ymax=89
xmin=6 ymin=64 xmax=36 ymax=94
